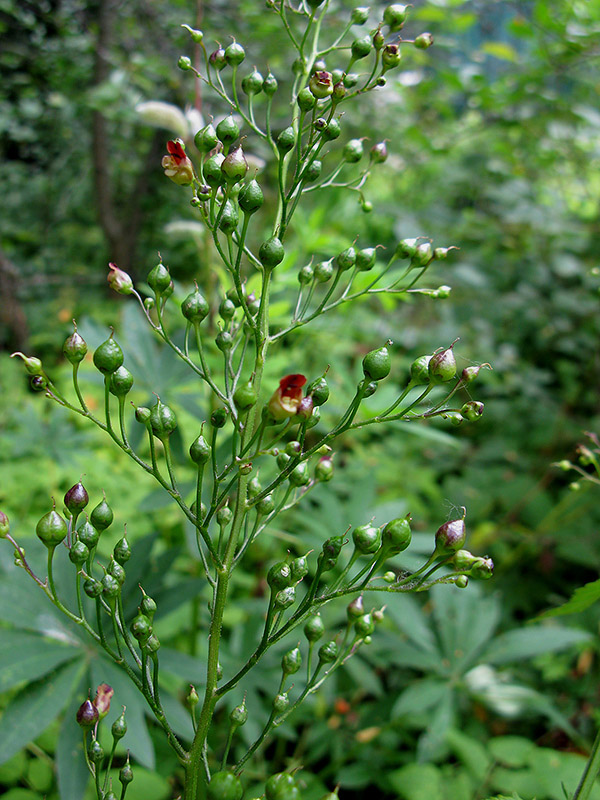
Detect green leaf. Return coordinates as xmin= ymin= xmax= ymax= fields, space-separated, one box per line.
xmin=446 ymin=728 xmax=491 ymax=781
xmin=540 ymin=578 xmax=600 ymax=618
xmin=480 ymin=42 xmax=520 ymax=62
xmin=488 ymin=736 xmax=537 ymax=768
xmin=0 ymin=630 xmax=81 ymax=692
xmin=0 ymin=659 xmax=85 ymax=765
xmin=392 ymin=679 xmax=449 ymax=718
xmin=56 ymin=670 xmax=91 ymax=800
xmin=482 ymin=625 xmax=590 ymax=664
xmin=387 ymin=763 xmax=444 ymax=800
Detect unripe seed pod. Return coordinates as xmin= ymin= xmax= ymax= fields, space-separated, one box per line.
xmin=412 ymin=241 xmax=433 ymax=267
xmin=259 ymin=237 xmax=285 ymax=269
xmin=217 ymin=506 xmax=232 ymax=527
xmin=286 ymin=440 xmax=302 ymax=456
xmin=452 ymin=549 xmax=477 ymax=572
xmin=414 ymin=32 xmax=434 ymax=49
xmin=382 ymin=516 xmax=411 ymax=554
xmin=216 ymin=330 xmax=234 ymax=352
xmin=275 ymin=585 xmax=296 ymax=610
xmin=102 ymin=573 xmax=120 ymax=600
xmin=0 ymin=510 xmax=9 ymax=538
xmin=356 ymin=247 xmax=377 ymax=271
xmin=211 ymin=408 xmax=228 ymax=428
xmin=204 ymin=152 xmax=225 ymax=188
xmin=64 ymin=481 xmax=89 ymax=513
xmin=145 ymin=633 xmax=160 ymax=653
xmin=355 ymin=613 xmax=375 ymax=637
xmin=461 ymin=364 xmax=489 ymax=383
xmin=336 ymin=246 xmax=356 ymax=271
xmin=88 ymin=738 xmax=104 ymax=764
xmin=208 ymin=771 xmax=244 ymax=800
xmin=344 ymin=72 xmax=359 ymax=88
xmin=307 ymin=376 xmax=330 ymax=405
xmin=36 ymin=509 xmax=68 ymax=548
xmin=89 ymin=496 xmax=113 ymax=533
xmin=306 ymin=405 xmax=321 ymax=429
xmin=273 ymin=692 xmax=289 ymax=713
xmin=277 ymin=126 xmax=296 ymax=154
xmin=373 ymin=27 xmax=385 ymax=50
xmin=224 ymin=41 xmax=246 ymax=66
xmin=322 ymin=535 xmax=344 ymax=562
xmin=263 ymin=72 xmax=278 ymax=95
xmin=471 ymin=556 xmax=494 ymax=580
xmin=239 ymin=179 xmax=264 ymax=214
xmin=303 ymin=159 xmax=322 ymax=182
xmin=256 ymin=494 xmax=275 ymax=516
xmin=266 ymin=773 xmax=297 ymax=800
xmin=150 ymin=398 xmax=177 ymax=440
xmin=455 ymin=575 xmax=469 ymax=589
xmin=191 ymin=500 xmax=207 ymax=519
xmin=347 ymin=595 xmax=365 ymax=619
xmin=182 ymin=287 xmax=209 ymax=324
xmin=69 ymin=540 xmax=89 ymax=565
xmin=396 ymin=238 xmax=418 ymax=259
xmin=298 ymin=264 xmax=314 ymax=285
xmin=351 ymin=34 xmax=372 ymax=60
xmin=382 ymin=43 xmax=401 ymax=70
xmin=218 ymin=200 xmax=239 ymax=235
xmin=11 ymin=351 xmax=43 ymax=375
xmin=195 ymin=123 xmax=218 ymax=153
xmin=410 ymin=354 xmax=432 ymax=385
xmin=186 ymin=685 xmax=199 ymax=707
xmin=93 ymin=334 xmax=124 ymax=375
xmin=209 ymin=46 xmax=227 ymax=70
xmin=314 ymin=258 xmax=334 ymax=283
xmin=277 ymin=452 xmax=291 ymax=470
xmin=84 ymin=578 xmax=102 ymax=597
xmin=109 ymin=366 xmax=134 ymax=398
xmin=30 ymin=374 xmax=47 ymax=392
xmin=233 ymin=381 xmax=258 ymax=412
xmin=190 ymin=434 xmax=211 ymax=465
xmin=131 ymin=613 xmax=152 ymax=642
xmin=148 ymin=262 xmax=172 ymax=294
xmin=140 ymin=592 xmax=157 ymax=619
xmin=315 ymin=456 xmax=334 ymax=482
xmin=290 ymin=553 xmax=309 ymax=582
xmin=304 ymin=614 xmax=325 ymax=642
xmin=352 ymin=523 xmax=381 ymax=554
xmin=217 ymin=115 xmax=240 ymax=146
xmin=268 ymin=561 xmax=292 ymax=590
xmin=352 ymin=6 xmax=369 ymax=24
xmin=461 ymin=400 xmax=484 ymax=422
xmin=384 ymin=3 xmax=408 ymax=30
xmin=343 ymin=138 xmax=364 ymax=163
xmin=297 ymin=86 xmax=316 ymax=111
xmin=331 ymin=68 xmax=344 ymax=84
xmin=119 ymin=758 xmax=134 ymax=786
xmin=230 ymin=700 xmax=248 ymax=726
xmin=324 ymin=118 xmax=341 ymax=140
xmin=63 ymin=328 xmax=88 ymax=364
xmin=76 ymin=698 xmax=99 ymax=729
xmin=242 ymin=67 xmax=264 ymax=95
xmin=363 ymin=345 xmax=391 ymax=381
xmin=318 ymin=640 xmax=339 ymax=663
xmin=109 ymin=560 xmax=126 ymax=586
xmin=221 ymin=145 xmax=248 ymax=184
xmin=370 ymin=142 xmax=388 ymax=164
xmin=428 ymin=346 xmax=457 ymax=383
xmin=112 ymin=709 xmax=127 ymax=740
xmin=309 ymin=70 xmax=334 ymax=99
xmin=289 ymin=462 xmax=310 ymax=487
xmin=114 ymin=536 xmax=131 ymax=565
xmin=247 ymin=476 xmax=262 ymax=498
xmin=282 ymin=646 xmax=302 ymax=675
xmin=435 ymin=514 xmax=466 ymax=554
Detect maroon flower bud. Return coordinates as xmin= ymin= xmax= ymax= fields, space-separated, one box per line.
xmin=64 ymin=481 xmax=89 ymax=513
xmin=221 ymin=144 xmax=248 ymax=184
xmin=93 ymin=683 xmax=114 ymax=719
xmin=428 ymin=344 xmax=457 ymax=383
xmin=297 ymin=395 xmax=314 ymax=420
xmin=162 ymin=139 xmax=194 ymax=186
xmin=461 ymin=363 xmax=491 ymax=383
xmin=209 ymin=46 xmax=226 ymax=70
xmin=107 ymin=262 xmax=134 ymax=295
xmin=370 ymin=141 xmax=388 ymax=163
xmin=435 ymin=511 xmax=466 ymax=555
xmin=76 ymin=698 xmax=99 ymax=729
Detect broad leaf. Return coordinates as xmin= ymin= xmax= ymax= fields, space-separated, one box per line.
xmin=392 ymin=679 xmax=448 ymax=718
xmin=56 ymin=669 xmax=91 ymax=800
xmin=540 ymin=578 xmax=600 ymax=618
xmin=0 ymin=630 xmax=81 ymax=692
xmin=482 ymin=625 xmax=590 ymax=665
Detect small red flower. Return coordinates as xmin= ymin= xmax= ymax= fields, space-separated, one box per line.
xmin=268 ymin=374 xmax=306 ymax=421
xmin=92 ymin=683 xmax=114 ymax=719
xmin=162 ymin=139 xmax=194 ymax=186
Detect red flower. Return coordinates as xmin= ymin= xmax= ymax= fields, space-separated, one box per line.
xmin=268 ymin=374 xmax=306 ymax=421
xmin=92 ymin=683 xmax=114 ymax=719
xmin=162 ymin=139 xmax=194 ymax=186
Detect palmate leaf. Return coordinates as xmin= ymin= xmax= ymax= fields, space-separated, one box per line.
xmin=539 ymin=578 xmax=600 ymax=618
xmin=481 ymin=625 xmax=591 ymax=664
xmin=0 ymin=630 xmax=82 ymax=692
xmin=0 ymin=659 xmax=86 ymax=765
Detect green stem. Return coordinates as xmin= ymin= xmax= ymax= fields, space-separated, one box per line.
xmin=573 ymin=726 xmax=600 ymax=800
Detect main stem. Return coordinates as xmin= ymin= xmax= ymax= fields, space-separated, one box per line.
xmin=184 ymin=267 xmax=272 ymax=800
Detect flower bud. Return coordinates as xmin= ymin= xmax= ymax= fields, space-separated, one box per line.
xmin=383 ymin=4 xmax=408 ymax=31
xmin=315 ymin=456 xmax=334 ymax=482
xmin=382 ymin=43 xmax=401 ymax=71
xmin=209 ymin=46 xmax=226 ymax=70
xmin=225 ymin=41 xmax=246 ymax=66
xmin=282 ymin=647 xmax=302 ymax=676
xmin=162 ymin=139 xmax=194 ymax=185
xmin=0 ymin=510 xmax=9 ymax=538
xmin=64 ymin=481 xmax=89 ymax=513
xmin=181 ymin=24 xmax=204 ymax=42
xmin=76 ymin=698 xmax=99 ymax=729
xmin=106 ymin=262 xmax=133 ymax=295
xmin=343 ymin=139 xmax=364 ymax=163
xmin=363 ymin=345 xmax=391 ymax=381
xmin=11 ymin=351 xmax=44 ymax=376
xmin=187 ymin=685 xmax=199 ymax=707
xmin=461 ymin=363 xmax=490 ymax=383
xmin=352 ymin=523 xmax=381 ymax=555
xmin=435 ymin=512 xmax=466 ymax=555
xmin=428 ymin=345 xmax=457 ymax=383
xmin=178 ymin=55 xmax=192 ymax=71
xmin=242 ymin=67 xmax=264 ymax=95
xmin=93 ymin=683 xmax=114 ymax=719
xmin=221 ymin=145 xmax=248 ymax=184
xmin=414 ymin=32 xmax=434 ymax=49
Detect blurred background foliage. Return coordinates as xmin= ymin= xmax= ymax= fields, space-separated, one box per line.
xmin=1 ymin=0 xmax=600 ymax=798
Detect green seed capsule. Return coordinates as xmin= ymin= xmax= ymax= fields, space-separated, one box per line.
xmin=318 ymin=640 xmax=339 ymax=663
xmin=263 ymin=72 xmax=278 ymax=95
xmin=336 ymin=246 xmax=356 ymax=271
xmin=69 ymin=540 xmax=89 ymax=565
xmin=355 ymin=613 xmax=375 ymax=637
xmin=209 ymin=46 xmax=227 ymax=71
xmin=218 ymin=200 xmax=239 ymax=235
xmin=102 ymin=573 xmax=120 ymax=599
xmin=233 ymin=381 xmax=258 ymax=412
xmin=88 ymin=739 xmax=104 ymax=765
xmin=282 ymin=646 xmax=302 ymax=675
xmin=211 ymin=408 xmax=228 ymax=428
xmin=63 ymin=328 xmax=88 ymax=364
xmin=216 ymin=115 xmax=240 ymax=146
xmin=290 ymin=553 xmax=309 ymax=582
xmin=297 ymin=86 xmax=316 ymax=111
xmin=435 ymin=515 xmax=466 ymax=554
xmin=217 ymin=506 xmax=232 ymax=527
xmin=216 ymin=330 xmax=234 ymax=352
xmin=150 ymin=398 xmax=177 ymax=440
xmin=140 ymin=592 xmax=157 ymax=619
xmin=344 ymin=72 xmax=359 ymax=88
xmin=307 ymin=376 xmax=329 ymax=405
xmin=274 ymin=585 xmax=296 ymax=610
xmin=267 ymin=561 xmax=292 ymax=590
xmin=314 ymin=259 xmax=334 ymax=283
xmin=351 ymin=34 xmax=372 ymax=59
xmin=428 ymin=346 xmax=457 ymax=383
xmin=224 ymin=41 xmax=246 ymax=66
xmin=84 ymin=577 xmax=103 ymax=597
xmin=230 ymin=700 xmax=248 ymax=726
xmin=304 ymin=614 xmax=325 ymax=642
xmin=190 ymin=434 xmax=211 ymax=465
xmin=148 ymin=262 xmax=172 ymax=294
xmin=242 ymin=67 xmax=263 ymax=95
xmin=144 ymin=633 xmax=160 ymax=653
xmin=461 ymin=400 xmax=484 ymax=422
xmin=384 ymin=3 xmax=408 ymax=30
xmin=266 ymin=773 xmax=297 ymax=800
xmin=109 ymin=560 xmax=126 ymax=586
xmin=410 ymin=354 xmax=432 ymax=385
xmin=259 ymin=237 xmax=285 ymax=269
xmin=302 ymin=159 xmax=322 ymax=182
xmin=356 ymin=247 xmax=377 ymax=271
xmin=208 ymin=771 xmax=244 ymax=800
xmin=382 ymin=43 xmax=401 ymax=70
xmin=298 ymin=264 xmax=314 ymax=285
xmin=277 ymin=126 xmax=296 ymax=154
xmin=93 ymin=335 xmax=124 ymax=375
xmin=112 ymin=710 xmax=127 ymax=740
xmin=204 ymin=152 xmax=225 ymax=188
xmin=273 ymin=692 xmax=289 ymax=713
xmin=195 ymin=123 xmax=219 ymax=153
xmin=351 ymin=6 xmax=370 ymax=24
xmin=352 ymin=523 xmax=381 ymax=554
xmin=221 ymin=145 xmax=248 ymax=184
xmin=343 ymin=138 xmax=364 ymax=163
xmin=131 ymin=613 xmax=152 ymax=642
xmin=382 ymin=516 xmax=411 ymax=554
xmin=315 ymin=456 xmax=334 ymax=482
xmin=363 ymin=345 xmax=391 ymax=381
xmin=109 ymin=365 xmax=134 ymax=397
xmin=239 ymin=179 xmax=264 ymax=214
xmin=114 ymin=536 xmax=131 ymax=565
xmin=119 ymin=759 xmax=134 ymax=786
xmin=256 ymin=494 xmax=275 ymax=516
xmin=414 ymin=32 xmax=434 ymax=49
xmin=276 ymin=452 xmax=291 ymax=470
xmin=323 ymin=118 xmax=341 ymax=140
xmin=182 ymin=287 xmax=209 ymax=324
xmin=0 ymin=511 xmax=9 ymax=539
xmin=347 ymin=595 xmax=364 ymax=619
xmin=36 ymin=509 xmax=68 ymax=548
xmin=289 ymin=462 xmax=310 ymax=487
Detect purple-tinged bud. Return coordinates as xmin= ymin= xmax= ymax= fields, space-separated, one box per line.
xmin=76 ymin=698 xmax=99 ymax=729
xmin=347 ymin=595 xmax=365 ymax=619
xmin=332 ymin=81 xmax=347 ymax=102
xmin=315 ymin=456 xmax=334 ymax=482
xmin=435 ymin=511 xmax=466 ymax=555
xmin=471 ymin=556 xmax=494 ymax=580
xmin=428 ymin=344 xmax=457 ymax=383
xmin=297 ymin=395 xmax=314 ymax=420
xmin=370 ymin=142 xmax=388 ymax=164
xmin=414 ymin=32 xmax=434 ymax=49
xmin=64 ymin=481 xmax=89 ymax=513
xmin=309 ymin=70 xmax=334 ymax=99
xmin=0 ymin=510 xmax=9 ymax=538
xmin=221 ymin=144 xmax=248 ymax=184
xmin=373 ymin=27 xmax=385 ymax=50
xmin=93 ymin=683 xmax=114 ymax=719
xmin=461 ymin=363 xmax=491 ymax=383
xmin=209 ymin=46 xmax=226 ymax=71
xmin=187 ymin=685 xmax=199 ymax=707
xmin=382 ymin=43 xmax=401 ymax=71
xmin=107 ymin=262 xmax=133 ymax=295
xmin=461 ymin=401 xmax=484 ymax=422
xmin=63 ymin=324 xmax=88 ymax=364
xmin=10 ymin=351 xmax=43 ymax=376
